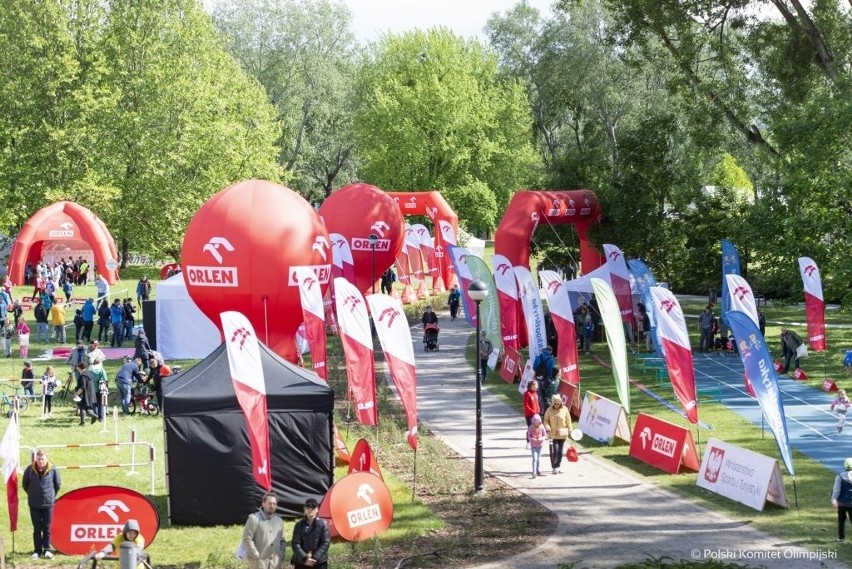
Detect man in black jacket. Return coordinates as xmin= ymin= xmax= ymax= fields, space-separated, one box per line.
xmin=291 ymin=498 xmax=330 ymax=569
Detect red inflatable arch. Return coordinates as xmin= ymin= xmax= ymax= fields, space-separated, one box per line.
xmin=386 ymin=191 xmax=458 ymax=291
xmin=494 ymin=190 xmax=604 ymax=272
xmin=7 ymin=201 xmax=119 ymax=285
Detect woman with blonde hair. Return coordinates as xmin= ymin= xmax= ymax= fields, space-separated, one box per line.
xmin=543 ymin=394 xmax=573 ymax=474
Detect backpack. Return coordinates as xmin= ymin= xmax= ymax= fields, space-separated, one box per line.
xmin=479 ymin=338 xmax=492 ymax=359
xmin=839 ymin=478 xmax=852 ymax=505
xmin=534 ymin=353 xmax=552 ymax=379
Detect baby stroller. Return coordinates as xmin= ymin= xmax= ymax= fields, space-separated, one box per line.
xmin=423 ymin=323 xmax=440 ymax=352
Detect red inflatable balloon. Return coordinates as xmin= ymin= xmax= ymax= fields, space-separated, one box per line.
xmin=318 ymin=183 xmax=404 ymax=294
xmin=181 ymin=180 xmax=330 ymax=362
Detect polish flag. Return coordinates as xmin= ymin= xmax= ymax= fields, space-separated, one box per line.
xmin=1 ymin=414 xmax=19 ymax=531
xmin=334 ymin=278 xmax=377 ymax=425
xmin=539 ymin=270 xmax=580 ymax=385
xmin=649 ymin=288 xmax=698 ymax=424
xmin=604 ymin=244 xmax=635 ymax=323
xmin=366 ymin=294 xmax=419 ymax=450
xmin=295 ymin=267 xmax=327 ymax=380
xmin=492 ymin=254 xmax=520 ymax=352
xmin=798 ymin=257 xmax=826 ymax=351
xmin=220 ymin=311 xmax=272 ymax=490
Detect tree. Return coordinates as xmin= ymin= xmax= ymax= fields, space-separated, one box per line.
xmin=354 ymin=29 xmax=540 ymax=233
xmin=212 ymin=0 xmax=360 ymax=201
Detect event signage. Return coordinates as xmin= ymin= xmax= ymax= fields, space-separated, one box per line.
xmin=696 ymin=438 xmax=789 ymax=511
xmin=557 ymin=380 xmax=582 ymax=419
xmin=578 ymin=391 xmax=631 ymax=445
xmin=628 ymin=413 xmax=700 ymax=474
xmin=323 ymin=472 xmax=394 ymax=542
xmin=517 ymin=360 xmax=535 ymax=394
xmin=348 ymin=439 xmax=383 ymax=480
xmin=500 ymin=348 xmax=521 ymax=384
xmin=52 ymin=486 xmax=160 ymax=555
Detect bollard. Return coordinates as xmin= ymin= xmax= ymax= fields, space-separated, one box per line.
xmin=119 ymin=541 xmax=144 ymax=569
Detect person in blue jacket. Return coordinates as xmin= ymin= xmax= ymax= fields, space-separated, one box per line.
xmin=81 ymin=298 xmax=96 ymax=342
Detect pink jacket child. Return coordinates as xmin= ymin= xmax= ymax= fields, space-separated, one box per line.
xmin=17 ymin=320 xmax=30 ymax=358
xmin=527 ymin=414 xmax=548 ymax=479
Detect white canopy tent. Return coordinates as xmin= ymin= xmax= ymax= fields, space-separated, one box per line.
xmin=155 ymin=273 xmax=220 ymax=360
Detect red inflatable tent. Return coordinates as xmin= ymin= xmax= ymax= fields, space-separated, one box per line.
xmin=7 ymin=201 xmax=119 ymax=285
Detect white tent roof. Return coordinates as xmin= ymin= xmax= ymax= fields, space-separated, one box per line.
xmin=155 ymin=273 xmax=220 ymax=360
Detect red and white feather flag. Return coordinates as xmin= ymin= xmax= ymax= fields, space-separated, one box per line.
xmin=366 ymin=294 xmax=419 ymax=450
xmin=295 ymin=267 xmax=328 ymax=380
xmin=0 ymin=414 xmax=19 ymax=531
xmin=649 ymin=287 xmax=698 ymax=423
xmin=334 ymin=278 xmax=378 ymax=425
xmin=798 ymin=257 xmax=826 ymax=351
xmin=220 ymin=311 xmax=272 ymax=490
xmin=539 ymin=270 xmax=580 ymax=385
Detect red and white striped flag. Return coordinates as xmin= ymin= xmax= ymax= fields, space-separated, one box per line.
xmin=649 ymin=287 xmax=698 ymax=423
xmin=492 ymin=254 xmax=520 ymax=352
xmin=366 ymin=294 xmax=419 ymax=450
xmin=295 ymin=267 xmax=328 ymax=380
xmin=725 ymin=274 xmax=758 ymax=397
xmin=798 ymin=257 xmax=826 ymax=351
xmin=334 ymin=278 xmax=378 ymax=425
xmin=603 ymin=244 xmax=635 ymax=324
xmin=0 ymin=414 xmax=19 ymax=531
xmin=539 ymin=270 xmax=580 ymax=385
xmin=220 ymin=312 xmax=272 ymax=490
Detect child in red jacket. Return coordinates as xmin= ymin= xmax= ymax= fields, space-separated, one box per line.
xmin=523 ymin=380 xmax=540 ymax=448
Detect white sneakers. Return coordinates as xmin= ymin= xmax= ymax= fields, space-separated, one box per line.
xmin=31 ymin=553 xmax=39 ymax=559
xmin=44 ymin=551 xmax=53 ymax=559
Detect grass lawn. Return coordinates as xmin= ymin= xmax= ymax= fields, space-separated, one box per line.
xmin=2 ymin=264 xmax=849 ymax=567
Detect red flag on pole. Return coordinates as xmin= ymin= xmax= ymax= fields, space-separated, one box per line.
xmin=334 ymin=278 xmax=378 ymax=425
xmin=366 ymin=294 xmax=419 ymax=450
xmin=539 ymin=270 xmax=581 ymax=385
xmin=1 ymin=414 xmax=21 ymax=531
xmin=650 ymin=288 xmax=699 ymax=424
xmin=295 ymin=267 xmax=328 ymax=380
xmin=220 ymin=311 xmax=272 ymax=490
xmin=799 ymin=257 xmax=826 ymax=351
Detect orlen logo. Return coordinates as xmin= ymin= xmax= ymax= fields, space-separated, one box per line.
xmin=732 ymin=285 xmax=750 ymax=301
xmin=404 ymin=197 xmax=417 ymax=209
xmin=495 ymin=263 xmax=511 ymax=276
xmin=328 ymin=471 xmax=394 ymax=542
xmin=658 ymin=299 xmax=676 ymax=314
xmin=52 ymin=486 xmax=160 ymax=555
xmin=186 ymin=236 xmax=238 ymax=288
xmin=651 ymin=433 xmax=676 ymax=458
xmin=803 ymin=264 xmax=817 ymax=277
xmin=548 ymin=198 xmax=561 ymax=216
xmin=312 ymin=236 xmax=330 ymax=261
xmin=580 ymin=197 xmax=592 ymax=215
xmin=287 ymin=265 xmax=330 ymax=286
xmin=704 ymin=446 xmax=725 ymax=483
xmin=48 ymin=222 xmax=75 ymax=238
xmin=566 ymin=198 xmax=576 ymax=216
xmin=351 ymin=237 xmax=391 ymax=252
xmin=377 ymin=306 xmax=402 ymax=328
xmin=370 ymin=220 xmax=390 ymax=238
xmin=546 ymin=281 xmax=562 ymax=295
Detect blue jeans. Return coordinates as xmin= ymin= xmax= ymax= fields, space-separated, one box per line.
xmin=531 ymin=447 xmax=542 ymax=475
xmin=111 ymin=322 xmax=123 ymax=346
xmin=36 ymin=322 xmax=49 ymax=343
xmin=117 ymin=382 xmax=131 ymax=414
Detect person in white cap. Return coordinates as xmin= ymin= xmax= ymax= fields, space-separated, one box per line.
xmin=830 ymin=458 xmax=852 ymax=542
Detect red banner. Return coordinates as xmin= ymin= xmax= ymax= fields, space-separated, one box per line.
xmin=492 ymin=255 xmax=520 ymax=352
xmin=334 ymin=279 xmax=377 ymax=425
xmin=499 ymin=348 xmax=522 ymax=384
xmin=348 ymin=439 xmax=383 ymax=479
xmin=628 ymin=413 xmax=700 ymax=474
xmin=557 ymin=380 xmax=582 ymax=419
xmin=296 ymin=267 xmax=328 ymax=380
xmin=799 ymin=257 xmax=826 ymax=351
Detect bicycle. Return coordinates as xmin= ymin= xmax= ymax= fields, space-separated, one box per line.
xmin=129 ymin=384 xmax=159 ymax=416
xmin=0 ymin=384 xmax=30 ymax=417
xmin=57 ymin=371 xmax=76 ymax=402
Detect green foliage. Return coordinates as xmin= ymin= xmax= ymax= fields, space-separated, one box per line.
xmin=354 ymin=28 xmax=540 ymax=232
xmin=212 ymin=0 xmax=360 ymax=201
xmin=0 ymin=0 xmax=283 ymax=262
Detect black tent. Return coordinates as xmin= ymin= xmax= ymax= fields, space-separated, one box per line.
xmin=163 ymin=342 xmax=334 ymax=524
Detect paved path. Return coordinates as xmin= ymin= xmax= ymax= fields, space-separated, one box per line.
xmin=412 ymin=310 xmax=845 ymax=569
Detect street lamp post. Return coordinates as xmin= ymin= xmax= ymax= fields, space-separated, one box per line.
xmin=468 ymin=280 xmax=489 ymax=493
xmin=369 ymin=234 xmax=378 ymax=294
